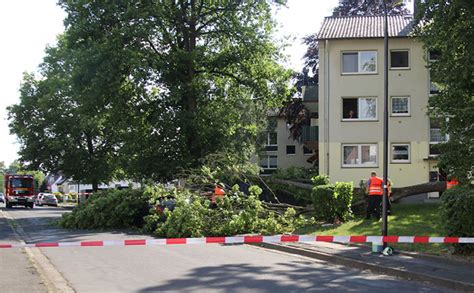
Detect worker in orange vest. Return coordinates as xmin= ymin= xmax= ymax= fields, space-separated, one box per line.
xmin=446 ymin=178 xmax=459 ymax=189
xmin=213 ymin=185 xmax=225 ymax=200
xmin=204 ymin=184 xmax=225 ymax=208
xmin=366 ymin=171 xmax=384 ymax=220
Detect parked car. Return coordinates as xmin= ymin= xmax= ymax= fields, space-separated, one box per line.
xmin=0 ymin=192 xmax=5 ymax=203
xmin=35 ymin=193 xmax=58 ymax=207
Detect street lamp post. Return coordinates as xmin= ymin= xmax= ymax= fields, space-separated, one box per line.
xmin=381 ymin=0 xmax=390 ymax=248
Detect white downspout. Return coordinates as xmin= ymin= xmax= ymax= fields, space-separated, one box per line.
xmin=325 ymin=40 xmax=330 ymax=176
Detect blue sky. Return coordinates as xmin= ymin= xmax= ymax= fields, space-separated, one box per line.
xmin=0 ymin=0 xmax=341 ymax=166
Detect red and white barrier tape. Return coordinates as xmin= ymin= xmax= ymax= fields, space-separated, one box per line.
xmin=1 ymin=235 xmax=473 ymax=249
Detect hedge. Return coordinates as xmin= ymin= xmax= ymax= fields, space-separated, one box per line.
xmin=440 ymin=185 xmax=474 ymax=254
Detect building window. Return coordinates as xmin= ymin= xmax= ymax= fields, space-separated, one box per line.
xmin=428 ymin=50 xmax=440 ymax=62
xmin=264 ymin=132 xmax=278 ymax=151
xmin=342 ymin=144 xmax=377 ymax=167
xmin=391 ymin=97 xmax=410 ymax=116
xmin=390 ymin=50 xmax=409 ymax=69
xmin=286 ymin=145 xmax=296 ymax=155
xmin=342 ymin=51 xmax=377 ymax=74
xmin=429 ymin=118 xmax=448 ymax=156
xmin=303 ymin=146 xmax=313 ymax=155
xmin=391 ymin=144 xmax=410 ymax=163
xmin=429 ymin=76 xmax=440 ymax=95
xmin=342 ymin=97 xmax=377 ymax=120
xmin=260 ymin=155 xmax=277 ymax=169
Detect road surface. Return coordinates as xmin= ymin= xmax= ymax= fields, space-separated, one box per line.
xmin=0 ymin=204 xmax=453 ymax=292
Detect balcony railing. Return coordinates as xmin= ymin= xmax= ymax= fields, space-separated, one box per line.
xmin=302 ymin=126 xmax=318 ymax=142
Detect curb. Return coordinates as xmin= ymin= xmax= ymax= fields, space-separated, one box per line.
xmin=348 ymin=242 xmax=474 ymax=266
xmin=252 ymin=242 xmax=474 ymax=292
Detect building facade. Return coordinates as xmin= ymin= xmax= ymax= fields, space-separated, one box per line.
xmin=259 ymin=86 xmax=319 ymax=173
xmin=317 ymin=15 xmax=443 ymax=187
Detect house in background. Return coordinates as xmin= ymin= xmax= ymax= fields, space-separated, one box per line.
xmin=316 ymin=14 xmax=445 ymax=188
xmin=259 ymin=85 xmax=319 ymax=174
xmin=45 ymin=174 xmax=140 ymax=194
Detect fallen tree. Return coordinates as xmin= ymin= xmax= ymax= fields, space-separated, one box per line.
xmin=266 ymin=178 xmax=447 ymax=207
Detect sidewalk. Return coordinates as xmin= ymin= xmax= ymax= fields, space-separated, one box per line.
xmin=255 ymin=240 xmax=474 ymax=292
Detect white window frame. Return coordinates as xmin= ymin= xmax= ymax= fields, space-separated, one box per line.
xmin=341 ymin=51 xmax=378 ymax=74
xmin=260 ymin=155 xmax=278 ymax=170
xmin=264 ymin=131 xmax=278 ymax=152
xmin=390 ymin=49 xmax=410 ymax=69
xmin=429 ymin=72 xmax=440 ymax=96
xmin=342 ymin=97 xmax=378 ymax=121
xmin=265 ymin=132 xmax=277 ymax=146
xmin=429 ymin=117 xmax=449 ymax=156
xmin=391 ymin=144 xmax=411 ymax=163
xmin=342 ymin=144 xmax=378 ymax=168
xmin=390 ymin=96 xmax=410 ymax=116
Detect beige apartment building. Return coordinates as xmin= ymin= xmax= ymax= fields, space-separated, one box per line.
xmin=316 ymin=15 xmax=444 ymax=188
xmin=259 ymin=86 xmax=319 ymax=174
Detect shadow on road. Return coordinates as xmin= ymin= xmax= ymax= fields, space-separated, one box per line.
xmin=137 ymin=260 xmax=442 ymax=292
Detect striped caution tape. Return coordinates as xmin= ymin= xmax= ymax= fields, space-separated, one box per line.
xmin=1 ymin=235 xmax=473 ymax=249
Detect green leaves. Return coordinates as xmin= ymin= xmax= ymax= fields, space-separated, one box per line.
xmin=415 ymin=0 xmax=474 ymax=182
xmin=9 ymin=0 xmax=292 ymax=183
xmin=440 ymin=186 xmax=474 ymax=254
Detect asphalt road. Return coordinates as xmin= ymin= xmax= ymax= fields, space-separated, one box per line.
xmin=0 ymin=204 xmax=453 ymax=292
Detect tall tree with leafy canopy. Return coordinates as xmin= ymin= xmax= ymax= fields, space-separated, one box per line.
xmin=8 ymin=34 xmax=130 ymax=191
xmin=9 ymin=0 xmax=292 ymax=183
xmin=415 ymin=0 xmax=474 ymax=183
xmin=58 ymin=0 xmax=292 ymax=179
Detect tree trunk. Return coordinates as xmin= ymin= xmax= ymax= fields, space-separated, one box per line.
xmin=267 ymin=178 xmax=446 ymax=206
xmin=85 ymin=132 xmax=99 ymax=192
xmin=391 ymin=181 xmax=445 ymax=202
xmin=91 ymin=178 xmax=99 ymax=193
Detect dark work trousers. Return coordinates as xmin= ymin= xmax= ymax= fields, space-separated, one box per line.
xmin=366 ymin=195 xmax=382 ymax=219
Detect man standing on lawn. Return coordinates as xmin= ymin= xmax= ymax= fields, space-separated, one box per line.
xmin=366 ymin=171 xmax=384 ymax=220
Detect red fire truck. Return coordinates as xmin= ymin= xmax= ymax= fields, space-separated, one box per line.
xmin=4 ymin=174 xmax=35 ymax=209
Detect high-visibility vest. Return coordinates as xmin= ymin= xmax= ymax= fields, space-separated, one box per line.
xmin=446 ymin=179 xmax=459 ymax=189
xmin=214 ymin=186 xmax=225 ymax=196
xmin=368 ymin=177 xmax=384 ymax=196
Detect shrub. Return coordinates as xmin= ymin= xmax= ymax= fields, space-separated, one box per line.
xmin=333 ymin=182 xmax=353 ymax=222
xmin=53 ymin=192 xmax=63 ymax=203
xmin=311 ymin=175 xmax=330 ymax=186
xmin=440 ymin=185 xmax=474 ymax=254
xmin=67 ymin=192 xmax=78 ymax=202
xmin=59 ymin=189 xmax=150 ymax=229
xmin=311 ymin=185 xmax=335 ymax=222
xmin=311 ymin=179 xmax=353 ymax=223
xmin=143 ymin=184 xmax=313 ymax=238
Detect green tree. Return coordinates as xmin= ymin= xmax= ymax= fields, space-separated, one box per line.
xmin=8 ymin=35 xmax=126 ymax=191
xmin=333 ymin=0 xmax=409 ymax=17
xmin=415 ymin=0 xmax=474 ymax=183
xmin=57 ymin=0 xmax=292 ymax=179
xmin=6 ymin=160 xmax=22 ymax=174
xmin=9 ymin=0 xmax=292 ymax=184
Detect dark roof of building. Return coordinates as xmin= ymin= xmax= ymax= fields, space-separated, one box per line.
xmin=317 ymin=15 xmax=415 ymax=40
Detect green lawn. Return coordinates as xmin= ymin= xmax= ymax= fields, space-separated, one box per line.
xmin=296 ymin=203 xmax=451 ymax=255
